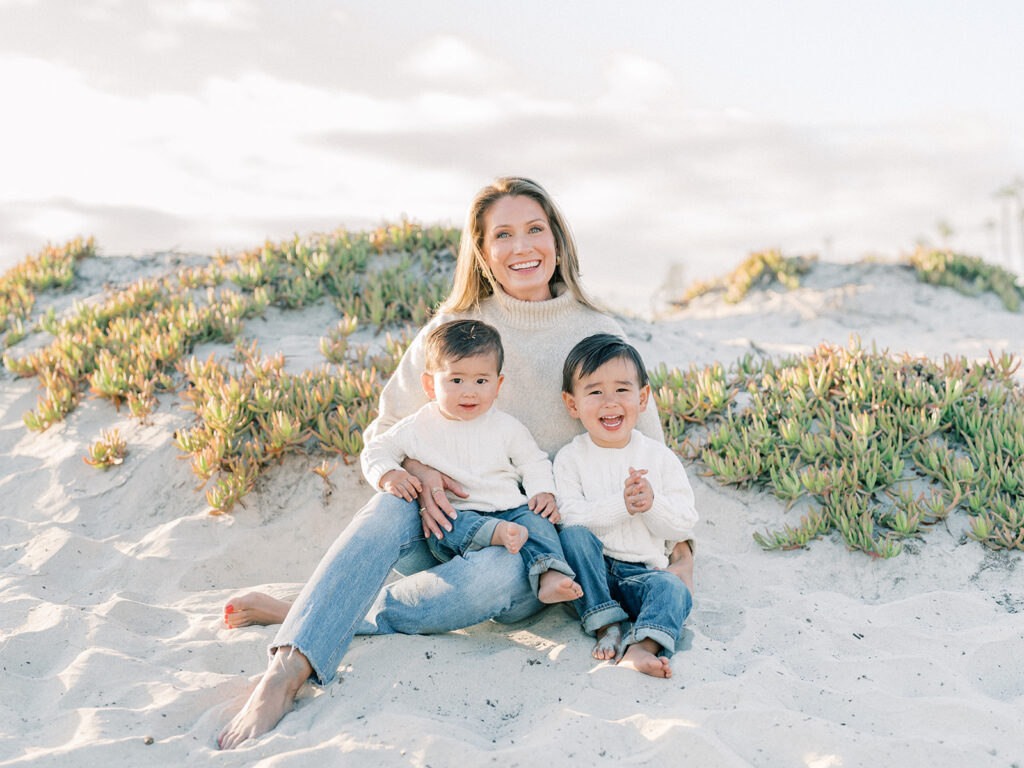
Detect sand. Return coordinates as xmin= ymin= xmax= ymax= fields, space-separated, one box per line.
xmin=1 ymin=256 xmax=1022 ymax=767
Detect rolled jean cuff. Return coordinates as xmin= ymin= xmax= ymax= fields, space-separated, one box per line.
xmin=526 ymin=555 xmax=575 ymax=596
xmin=580 ymin=602 xmax=629 ymax=635
xmin=625 ymin=625 xmax=677 ymax=658
xmin=469 ymin=517 xmax=500 ymax=551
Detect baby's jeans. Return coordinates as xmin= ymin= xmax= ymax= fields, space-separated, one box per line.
xmin=428 ymin=504 xmax=576 ymax=595
xmin=559 ymin=525 xmax=691 ymax=655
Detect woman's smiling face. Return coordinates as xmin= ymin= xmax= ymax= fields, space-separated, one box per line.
xmin=482 ymin=195 xmax=557 ymax=302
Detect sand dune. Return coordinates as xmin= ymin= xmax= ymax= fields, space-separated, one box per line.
xmin=1 ymin=255 xmax=1022 ymax=767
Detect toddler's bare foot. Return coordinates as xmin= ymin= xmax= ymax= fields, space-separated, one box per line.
xmin=618 ymin=639 xmax=672 ymax=678
xmin=537 ymin=570 xmax=583 ymax=604
xmin=217 ymin=646 xmax=311 ymax=750
xmin=593 ymin=623 xmax=623 ymax=660
xmin=224 ymin=592 xmax=292 ymax=628
xmin=491 ymin=521 xmax=529 ymax=555
xmin=665 ymin=540 xmax=694 ymax=596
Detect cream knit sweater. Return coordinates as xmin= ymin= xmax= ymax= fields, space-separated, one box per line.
xmin=362 ymin=288 xmax=665 ymax=460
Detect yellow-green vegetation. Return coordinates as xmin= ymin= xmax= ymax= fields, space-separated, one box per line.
xmin=6 ymin=233 xmax=1024 ymax=548
xmin=227 ymin=220 xmax=455 ymax=325
xmin=652 ymin=338 xmax=1024 ymax=557
xmin=0 ymin=238 xmax=94 ymax=346
xmin=680 ymin=250 xmax=816 ymax=305
xmin=909 ymin=247 xmax=1024 ymax=311
xmin=3 ymin=222 xmax=458 ymax=512
xmin=173 ymin=332 xmax=412 ymax=513
xmin=84 ymin=428 xmax=127 ymax=469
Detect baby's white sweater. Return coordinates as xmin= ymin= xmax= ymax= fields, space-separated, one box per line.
xmin=555 ymin=431 xmax=699 ymax=568
xmin=361 ymin=403 xmax=555 ymax=512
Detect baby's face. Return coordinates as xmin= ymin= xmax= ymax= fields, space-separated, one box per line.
xmin=562 ymin=355 xmax=649 ymax=449
xmin=422 ymin=353 xmax=503 ymax=421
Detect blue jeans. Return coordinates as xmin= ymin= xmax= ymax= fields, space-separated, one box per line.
xmin=559 ymin=525 xmax=691 ymax=656
xmin=426 ymin=504 xmax=575 ymax=595
xmin=272 ymin=492 xmax=544 ymax=685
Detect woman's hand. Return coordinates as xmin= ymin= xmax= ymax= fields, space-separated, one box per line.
xmin=529 ymin=492 xmax=560 ymax=523
xmin=402 ymin=458 xmax=468 ymax=539
xmin=380 ymin=469 xmax=422 ymax=501
xmin=623 ymin=466 xmax=653 ymax=515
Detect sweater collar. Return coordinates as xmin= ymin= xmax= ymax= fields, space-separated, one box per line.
xmin=479 ymin=284 xmax=583 ymax=330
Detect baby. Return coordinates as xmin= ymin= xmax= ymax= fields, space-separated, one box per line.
xmin=554 ymin=333 xmax=698 ymax=677
xmin=361 ymin=318 xmax=582 ymax=604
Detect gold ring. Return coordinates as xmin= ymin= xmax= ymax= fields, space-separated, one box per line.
xmin=419 ymin=507 xmax=427 ymax=513
xmin=431 ymin=487 xmax=444 ymax=494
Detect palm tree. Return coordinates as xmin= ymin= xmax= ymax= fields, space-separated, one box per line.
xmin=1014 ymin=177 xmax=1024 ymax=275
xmin=996 ymin=184 xmax=1017 ymax=268
xmin=985 ymin=217 xmax=998 ymax=260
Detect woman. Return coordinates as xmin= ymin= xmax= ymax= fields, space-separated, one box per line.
xmin=218 ymin=177 xmax=695 ymax=749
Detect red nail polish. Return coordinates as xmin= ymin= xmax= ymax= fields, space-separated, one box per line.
xmin=225 ymin=605 xmax=234 ymax=613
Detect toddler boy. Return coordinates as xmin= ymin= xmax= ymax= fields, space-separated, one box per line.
xmin=555 ymin=333 xmax=698 ymax=677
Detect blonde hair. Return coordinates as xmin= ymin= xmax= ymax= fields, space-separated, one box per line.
xmin=438 ymin=177 xmax=600 ymax=313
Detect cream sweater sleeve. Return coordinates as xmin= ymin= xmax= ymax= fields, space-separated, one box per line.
xmin=640 ymin=443 xmax=699 ymax=542
xmin=361 ymin=324 xmax=433 ymax=449
xmin=360 ymin=411 xmax=419 ymax=491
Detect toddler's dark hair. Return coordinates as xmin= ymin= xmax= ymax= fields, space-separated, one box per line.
xmin=561 ymin=333 xmax=649 ymax=393
xmin=424 ymin=319 xmax=504 ymax=373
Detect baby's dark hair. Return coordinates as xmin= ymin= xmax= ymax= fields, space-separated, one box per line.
xmin=424 ymin=319 xmax=504 ymax=373
xmin=561 ymin=333 xmax=649 ymax=393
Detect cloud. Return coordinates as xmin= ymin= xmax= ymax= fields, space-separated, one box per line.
xmin=403 ymin=36 xmax=506 ymax=87
xmin=146 ymin=0 xmax=256 ymax=28
xmin=1 ymin=9 xmax=1021 ymax=305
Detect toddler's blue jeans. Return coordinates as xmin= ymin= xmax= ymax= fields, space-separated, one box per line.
xmin=559 ymin=525 xmax=691 ymax=655
xmin=427 ymin=504 xmax=576 ymax=596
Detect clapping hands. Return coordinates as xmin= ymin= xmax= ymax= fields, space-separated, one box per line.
xmin=623 ymin=466 xmax=653 ymax=514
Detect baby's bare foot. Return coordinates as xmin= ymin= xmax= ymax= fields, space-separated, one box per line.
xmin=224 ymin=592 xmax=292 ymax=629
xmin=537 ymin=571 xmax=583 ymax=604
xmin=491 ymin=521 xmax=529 ymax=555
xmin=618 ymin=640 xmax=672 ymax=678
xmin=593 ymin=623 xmax=623 ymax=660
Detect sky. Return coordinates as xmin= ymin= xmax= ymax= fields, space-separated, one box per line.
xmin=2 ymin=0 xmax=1023 ymax=311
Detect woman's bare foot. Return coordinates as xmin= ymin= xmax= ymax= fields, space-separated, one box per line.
xmin=224 ymin=592 xmax=292 ymax=628
xmin=490 ymin=521 xmax=529 ymax=555
xmin=665 ymin=540 xmax=694 ymax=595
xmin=217 ymin=646 xmax=312 ymax=750
xmin=537 ymin=570 xmax=583 ymax=604
xmin=593 ymin=623 xmax=623 ymax=660
xmin=617 ymin=638 xmax=672 ymax=678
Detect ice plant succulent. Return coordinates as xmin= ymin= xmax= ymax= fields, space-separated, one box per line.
xmin=84 ymin=428 xmax=128 ymax=469
xmin=679 ymin=250 xmax=816 ymax=305
xmin=658 ymin=338 xmax=1024 ymax=556
xmin=909 ymin=247 xmax=1024 ymax=312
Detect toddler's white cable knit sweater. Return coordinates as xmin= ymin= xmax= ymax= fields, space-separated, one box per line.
xmin=555 ymin=431 xmax=698 ymax=568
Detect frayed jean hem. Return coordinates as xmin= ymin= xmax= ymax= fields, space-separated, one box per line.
xmin=580 ymin=602 xmax=629 ymax=635
xmin=267 ymin=641 xmax=332 ymax=688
